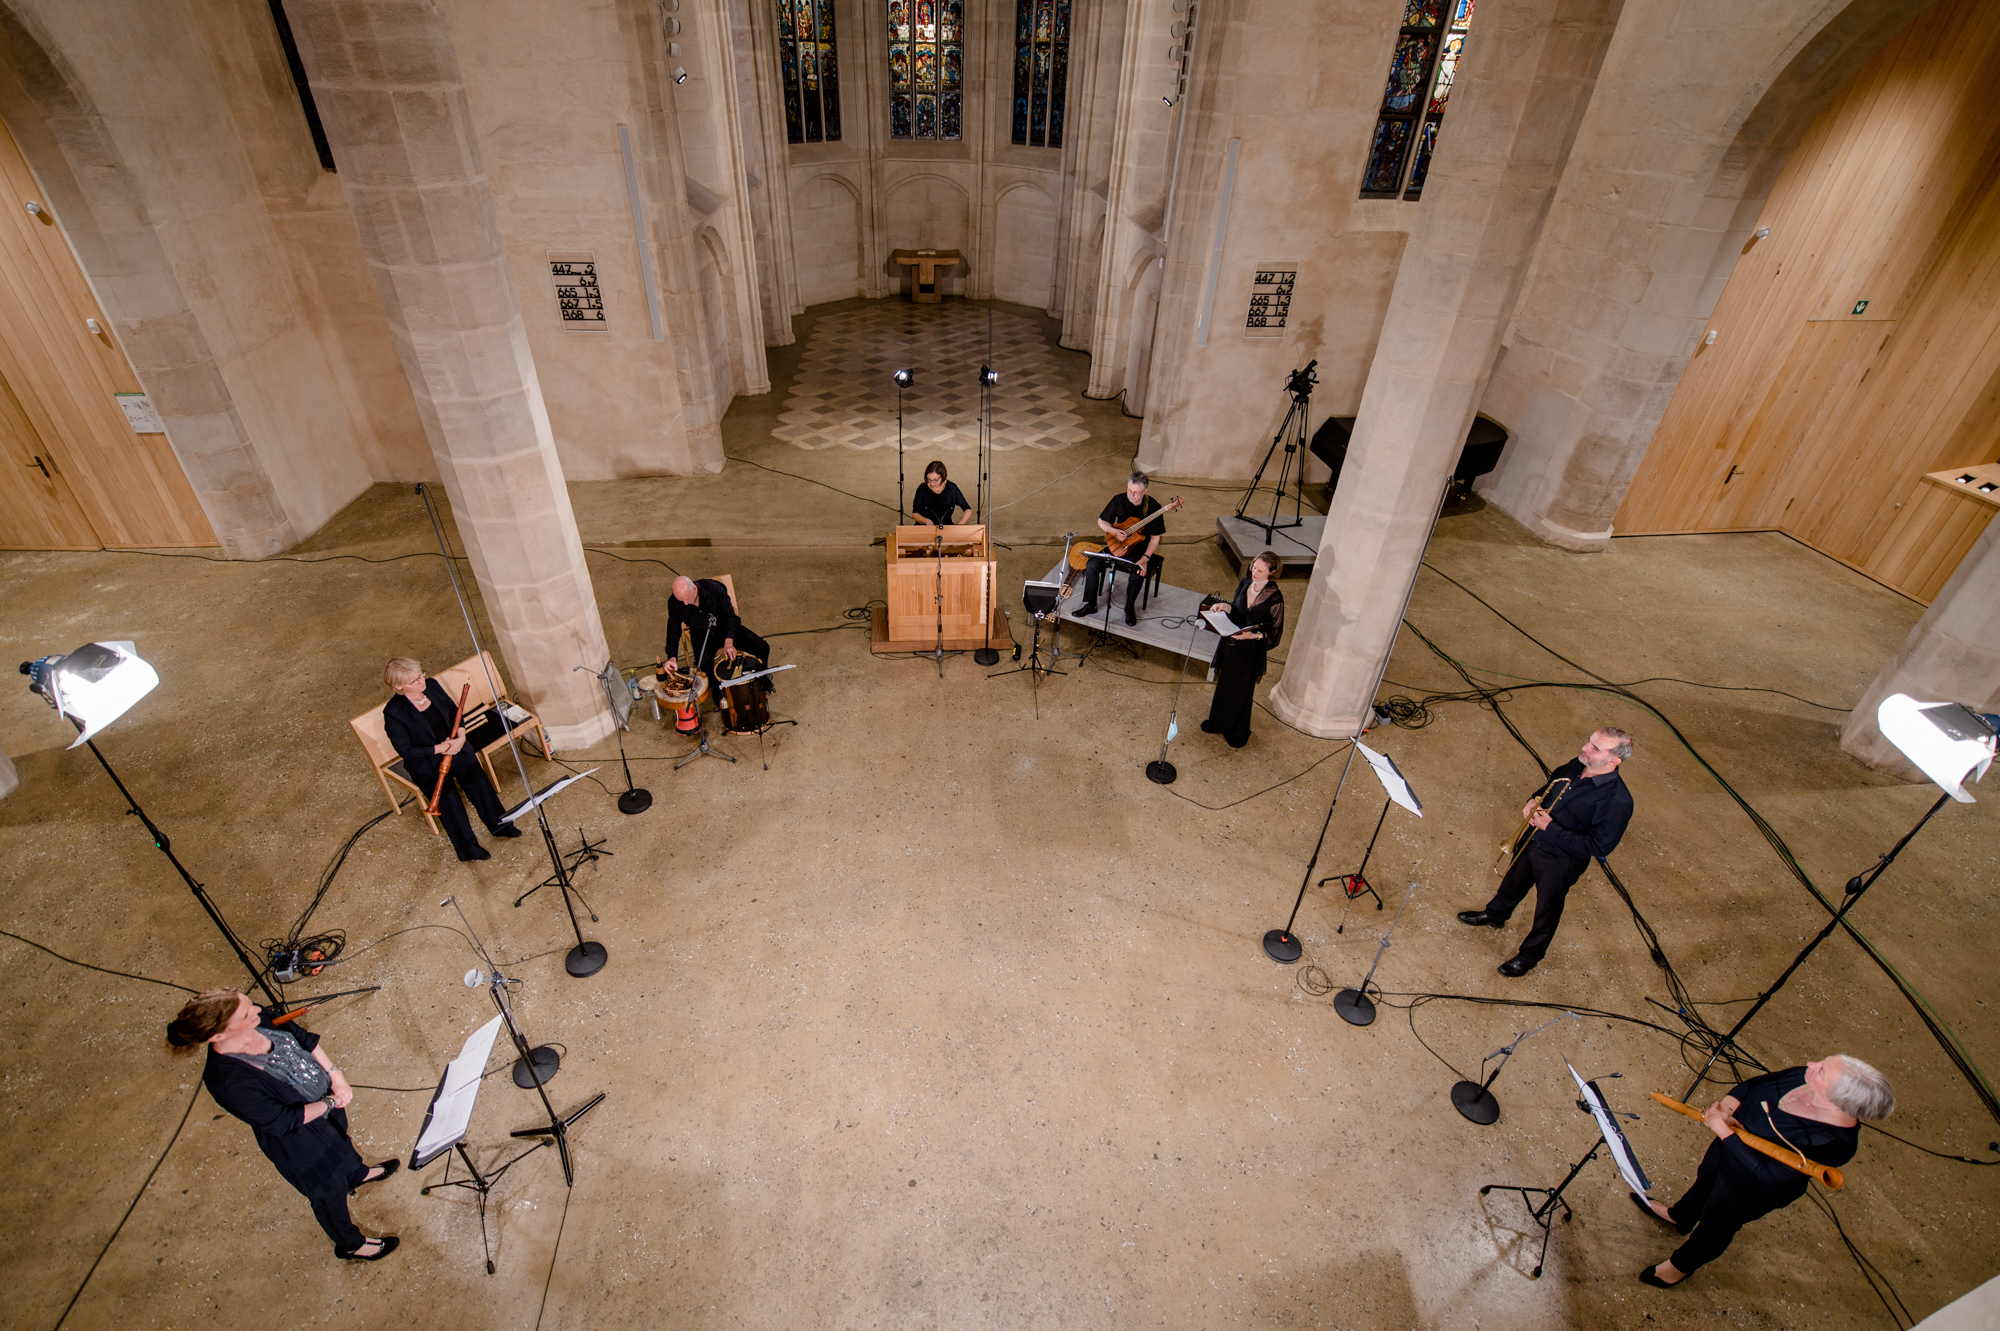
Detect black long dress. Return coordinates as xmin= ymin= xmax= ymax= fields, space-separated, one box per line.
xmin=1202 ymin=576 xmax=1284 ymax=748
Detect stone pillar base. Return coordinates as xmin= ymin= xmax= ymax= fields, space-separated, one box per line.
xmin=1529 ymin=513 xmax=1614 ymax=553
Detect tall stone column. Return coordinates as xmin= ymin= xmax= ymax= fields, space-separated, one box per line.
xmin=1841 ymin=521 xmax=2000 ymax=781
xmin=289 ymin=0 xmax=612 ymax=748
xmin=1269 ymin=0 xmax=1619 ymax=738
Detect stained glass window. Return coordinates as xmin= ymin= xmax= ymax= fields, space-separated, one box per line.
xmin=890 ymin=0 xmax=963 ymax=141
xmin=778 ymin=0 xmax=841 ymax=144
xmin=1360 ymin=0 xmax=1473 ymax=199
xmin=1011 ymin=0 xmax=1070 ymax=149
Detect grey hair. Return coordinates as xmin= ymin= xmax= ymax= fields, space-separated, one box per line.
xmin=1128 ymin=471 xmax=1150 ymax=488
xmin=1826 ymin=1056 xmax=1895 ymax=1120
xmin=1597 ymin=726 xmax=1634 ymax=761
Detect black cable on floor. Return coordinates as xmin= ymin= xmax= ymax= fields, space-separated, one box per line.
xmin=1804 ymin=1187 xmax=1913 ymax=1328
xmin=723 ymin=453 xmax=903 ymax=514
xmin=0 ymin=930 xmax=195 ymax=993
xmin=1158 ymin=745 xmax=1348 ymax=812
xmin=52 ymin=1081 xmax=201 ymax=1330
xmin=584 ymin=547 xmax=682 ymax=576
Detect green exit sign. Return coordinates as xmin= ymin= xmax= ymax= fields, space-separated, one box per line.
xmin=1852 ymin=299 xmax=1870 ymax=315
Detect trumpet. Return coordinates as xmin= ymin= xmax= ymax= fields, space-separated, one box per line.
xmin=1491 ymin=777 xmax=1571 ymax=875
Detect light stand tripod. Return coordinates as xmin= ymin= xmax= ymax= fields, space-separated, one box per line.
xmin=418 ymin=484 xmax=608 ymax=978
xmin=1317 ymin=796 xmax=1391 ymax=930
xmin=1333 ymin=880 xmax=1417 ymax=1026
xmin=893 ymin=368 xmax=913 ymax=518
xmin=1233 ymin=360 xmax=1316 ymax=542
xmin=1684 ymin=788 xmax=1954 ymax=1098
xmin=83 ymin=737 xmax=281 ymax=1004
xmin=1450 ymin=1011 xmax=1580 ymax=1125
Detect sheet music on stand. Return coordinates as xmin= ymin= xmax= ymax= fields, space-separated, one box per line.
xmin=1569 ymin=1058 xmax=1650 ymax=1194
xmin=500 ymin=768 xmax=598 ymax=824
xmin=1355 ymin=740 xmax=1422 ymax=816
xmin=412 ymin=1014 xmax=504 ymax=1168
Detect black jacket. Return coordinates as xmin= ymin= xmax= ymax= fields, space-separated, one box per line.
xmin=203 ymin=1017 xmax=361 ymax=1200
xmin=382 ymin=678 xmax=462 ymax=788
xmin=1530 ymin=758 xmax=1633 ymax=861
xmin=666 ymin=579 xmax=741 ymax=659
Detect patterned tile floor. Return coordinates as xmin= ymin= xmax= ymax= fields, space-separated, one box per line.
xmin=771 ymin=301 xmax=1091 ymax=452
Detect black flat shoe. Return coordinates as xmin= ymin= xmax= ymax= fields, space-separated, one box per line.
xmin=1074 ymin=602 xmax=1097 ymax=618
xmin=1497 ymin=955 xmax=1537 ymax=978
xmin=1200 ymin=720 xmax=1221 ymax=734
xmin=490 ymin=825 xmax=523 ymax=839
xmin=1638 ymin=1264 xmax=1686 ymax=1288
xmin=1630 ymin=1192 xmax=1675 ymax=1227
xmin=456 ymin=845 xmax=491 ymax=862
xmin=354 ymin=1159 xmax=400 ymax=1192
xmin=1457 ymin=910 xmax=1505 ymax=927
xmin=1124 ymin=607 xmax=1138 ymax=626
xmin=337 ymin=1236 xmax=400 ymax=1262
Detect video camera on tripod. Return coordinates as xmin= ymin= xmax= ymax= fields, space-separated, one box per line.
xmin=1285 ymin=359 xmax=1318 ymax=399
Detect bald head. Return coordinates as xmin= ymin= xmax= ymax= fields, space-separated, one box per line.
xmin=672 ymin=576 xmax=697 ymax=605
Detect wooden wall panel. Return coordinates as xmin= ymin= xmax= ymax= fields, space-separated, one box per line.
xmin=1616 ymin=0 xmax=2000 ymax=604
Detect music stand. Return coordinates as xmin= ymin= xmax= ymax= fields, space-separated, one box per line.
xmin=502 ymin=771 xmax=609 ymax=976
xmin=715 ymin=662 xmax=799 ymax=770
xmin=1266 ymin=740 xmax=1422 ymax=963
xmin=1079 ymin=551 xmax=1141 ymax=660
xmin=579 ymin=660 xmax=649 ymax=815
xmin=1480 ymin=1061 xmax=1647 ymax=1277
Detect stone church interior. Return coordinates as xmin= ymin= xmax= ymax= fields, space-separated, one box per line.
xmin=1 ymin=0 xmax=1997 ymax=1325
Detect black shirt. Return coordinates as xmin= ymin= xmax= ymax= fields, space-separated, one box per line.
xmin=1529 ymin=757 xmax=1633 ymax=860
xmin=666 ymin=578 xmax=741 ymax=660
xmin=912 ymin=480 xmax=970 ymax=525
xmin=1718 ymin=1066 xmax=1859 ymax=1198
xmin=1099 ymin=493 xmax=1163 ymax=544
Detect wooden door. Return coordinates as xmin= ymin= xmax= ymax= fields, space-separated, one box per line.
xmin=0 ymin=118 xmax=215 ymax=548
xmin=0 ymin=363 xmax=98 ymax=548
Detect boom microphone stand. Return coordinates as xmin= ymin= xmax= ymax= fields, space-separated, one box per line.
xmin=1233 ymin=360 xmax=1316 ymax=541
xmin=418 ymin=484 xmax=608 ymax=978
xmin=1450 ymin=1011 xmax=1580 ymax=1125
xmin=1334 ymin=880 xmax=1417 ymax=1027
xmin=1145 ymin=611 xmax=1209 ymax=785
xmin=928 ymin=523 xmax=950 ymax=677
xmin=674 ymin=612 xmax=737 ymax=770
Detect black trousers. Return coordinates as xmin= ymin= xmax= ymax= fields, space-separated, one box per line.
xmin=1079 ymin=554 xmax=1146 ymax=612
xmin=1666 ymin=1140 xmax=1801 ymax=1273
xmin=695 ymin=626 xmax=772 ymax=677
xmin=306 ymin=1158 xmax=372 ymax=1253
xmin=1481 ymin=844 xmax=1591 ymax=963
xmin=422 ymin=758 xmax=511 ymax=858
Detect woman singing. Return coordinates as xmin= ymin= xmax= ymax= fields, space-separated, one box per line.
xmin=1200 ymin=551 xmax=1285 ymax=748
xmin=382 ymin=656 xmax=522 ymax=862
xmin=1632 ymin=1054 xmax=1894 ymax=1287
xmin=168 ymin=989 xmax=400 ymax=1260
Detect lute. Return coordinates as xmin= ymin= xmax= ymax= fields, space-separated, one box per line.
xmin=1067 ymin=496 xmax=1185 ymax=570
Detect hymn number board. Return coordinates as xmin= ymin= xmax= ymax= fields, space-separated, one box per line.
xmin=1245 ymin=267 xmax=1296 ymax=338
xmin=548 ymin=252 xmax=608 ymax=331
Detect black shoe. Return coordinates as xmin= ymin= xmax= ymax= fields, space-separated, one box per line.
xmin=337 ymin=1236 xmax=400 ymax=1262
xmin=490 ymin=825 xmax=523 ymax=839
xmin=456 ymin=845 xmax=491 ymax=863
xmin=1200 ymin=720 xmax=1221 ymax=734
xmin=1497 ymin=955 xmax=1537 ymax=978
xmin=1124 ymin=607 xmax=1138 ymax=626
xmin=1457 ymin=910 xmax=1505 ymax=927
xmin=1629 ymin=1192 xmax=1675 ymax=1228
xmin=1075 ymin=602 xmax=1097 ymax=618
xmin=354 ymin=1160 xmax=400 ymax=1193
xmin=1227 ymin=735 xmax=1249 ymax=749
xmin=1637 ymin=1264 xmax=1687 ymax=1289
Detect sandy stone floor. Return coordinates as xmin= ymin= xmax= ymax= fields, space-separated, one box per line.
xmin=1 ymin=300 xmax=1996 ymax=1330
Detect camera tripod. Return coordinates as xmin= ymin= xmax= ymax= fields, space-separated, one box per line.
xmin=1234 ymin=360 xmax=1317 ymax=541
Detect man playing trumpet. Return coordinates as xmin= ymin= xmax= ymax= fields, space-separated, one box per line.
xmin=1457 ymin=727 xmax=1634 ymax=977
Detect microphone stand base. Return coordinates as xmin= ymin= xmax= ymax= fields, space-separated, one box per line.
xmin=1451 ymin=1080 xmax=1500 ymax=1124
xmin=1262 ymin=928 xmax=1302 ymax=964
xmin=617 ymin=788 xmax=653 ymax=815
xmin=973 ymin=647 xmax=1000 ymax=665
xmin=512 ymin=1044 xmax=561 ymax=1088
xmin=565 ymin=940 xmax=609 ymax=978
xmin=1146 ymin=760 xmax=1177 ymax=785
xmin=1333 ymin=988 xmax=1376 ymax=1026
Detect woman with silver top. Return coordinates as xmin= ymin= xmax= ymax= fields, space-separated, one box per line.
xmin=168 ymin=989 xmax=400 ymax=1260
xmin=1632 ymin=1055 xmax=1893 ymax=1287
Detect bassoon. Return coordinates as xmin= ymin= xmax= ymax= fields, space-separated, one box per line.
xmin=425 ymin=682 xmax=474 ymax=816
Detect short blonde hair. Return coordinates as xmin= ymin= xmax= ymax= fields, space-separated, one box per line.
xmin=384 ymin=657 xmax=424 ymax=689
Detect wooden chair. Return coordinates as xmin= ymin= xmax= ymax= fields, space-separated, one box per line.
xmin=662 ymin=575 xmax=740 ymax=667
xmin=349 ymin=652 xmax=549 ymax=831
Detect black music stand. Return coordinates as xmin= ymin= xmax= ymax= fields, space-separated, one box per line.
xmin=1265 ymin=740 xmax=1421 ymax=963
xmin=1317 ymin=797 xmax=1389 ymax=929
xmin=1480 ymin=1063 xmax=1647 ymax=1278
xmin=1079 ymin=551 xmax=1142 ymax=660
